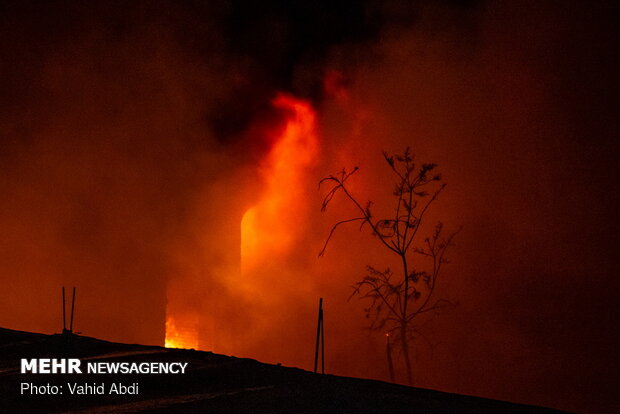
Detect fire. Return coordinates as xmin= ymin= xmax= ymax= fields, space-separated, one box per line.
xmin=241 ymin=94 xmax=319 ymax=273
xmin=164 ymin=314 xmax=199 ymax=350
xmin=163 ymin=94 xmax=318 ymax=354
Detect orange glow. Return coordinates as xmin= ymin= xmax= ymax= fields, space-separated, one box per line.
xmin=164 ymin=315 xmax=199 ymax=350
xmin=163 ymin=94 xmax=318 ymax=354
xmin=241 ymin=94 xmax=319 ymax=273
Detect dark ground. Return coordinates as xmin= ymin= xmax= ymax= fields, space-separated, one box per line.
xmin=0 ymin=327 xmax=571 ymax=413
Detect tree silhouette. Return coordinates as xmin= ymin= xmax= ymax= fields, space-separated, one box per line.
xmin=319 ymin=148 xmax=460 ymax=385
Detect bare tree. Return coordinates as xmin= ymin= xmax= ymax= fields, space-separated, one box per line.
xmin=319 ymin=148 xmax=460 ymax=385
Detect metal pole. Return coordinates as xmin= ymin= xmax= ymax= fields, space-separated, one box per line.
xmin=62 ymin=287 xmax=66 ymax=332
xmin=69 ymin=287 xmax=76 ymax=333
xmin=320 ymin=302 xmax=325 ymax=374
xmin=313 ymin=297 xmax=323 ymax=373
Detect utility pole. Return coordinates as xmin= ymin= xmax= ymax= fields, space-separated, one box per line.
xmin=313 ymin=297 xmax=325 ymax=374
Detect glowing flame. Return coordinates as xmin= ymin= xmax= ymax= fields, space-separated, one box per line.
xmin=164 ymin=94 xmax=317 ymax=353
xmin=164 ymin=315 xmax=199 ymax=349
xmin=241 ymin=94 xmax=319 ymax=272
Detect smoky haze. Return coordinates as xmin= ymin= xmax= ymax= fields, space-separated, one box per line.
xmin=0 ymin=1 xmax=618 ymax=414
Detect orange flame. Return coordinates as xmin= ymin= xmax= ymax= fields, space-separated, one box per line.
xmin=164 ymin=94 xmax=317 ymax=353
xmin=241 ymin=94 xmax=319 ymax=273
xmin=164 ymin=314 xmax=199 ymax=350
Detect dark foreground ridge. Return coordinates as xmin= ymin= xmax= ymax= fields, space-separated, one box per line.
xmin=0 ymin=327 xmax=570 ymax=413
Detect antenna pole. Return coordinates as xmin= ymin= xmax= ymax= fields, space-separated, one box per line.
xmin=321 ymin=304 xmax=325 ymax=374
xmin=314 ymin=298 xmax=324 ymax=374
xmin=62 ymin=287 xmax=66 ymax=332
xmin=69 ymin=287 xmax=76 ymax=333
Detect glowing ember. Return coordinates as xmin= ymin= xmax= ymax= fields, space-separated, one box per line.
xmin=164 ymin=315 xmax=199 ymax=350
xmin=241 ymin=94 xmax=319 ymax=273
